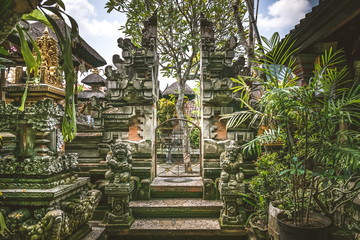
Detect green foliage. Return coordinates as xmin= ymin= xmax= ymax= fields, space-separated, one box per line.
xmin=248 ymin=152 xmax=290 ymax=222
xmin=37 ymin=2 xmax=79 ymax=142
xmin=0 ymin=0 xmax=12 ymax=16
xmin=0 ymin=211 xmax=10 ymax=237
xmin=157 ymin=98 xmax=176 ymax=124
xmin=77 ymin=84 xmax=84 ymax=93
xmin=0 ymin=47 xmax=12 ymax=69
xmin=225 ymin=32 xmax=360 ymax=226
xmin=15 ymin=24 xmax=42 ymax=111
xmin=22 ymin=9 xmax=53 ymax=30
xmin=190 ymin=127 xmax=199 ymax=149
xmin=2 ymin=1 xmax=79 ymax=141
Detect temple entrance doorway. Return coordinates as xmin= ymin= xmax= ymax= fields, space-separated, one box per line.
xmin=155 ymin=118 xmax=202 ymax=177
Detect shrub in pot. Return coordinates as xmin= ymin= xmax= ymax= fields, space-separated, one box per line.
xmin=248 ymin=152 xmax=289 ymax=239
xmin=223 ymin=32 xmax=360 ymax=239
xmin=239 ymin=192 xmax=271 ymax=240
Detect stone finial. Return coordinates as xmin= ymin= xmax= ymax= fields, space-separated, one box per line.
xmin=200 ymin=14 xmax=215 ymax=40
xmin=226 ymin=36 xmax=238 ymax=51
xmin=142 ymin=11 xmax=157 ymax=39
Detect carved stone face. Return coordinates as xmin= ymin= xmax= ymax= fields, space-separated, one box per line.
xmin=112 ymin=143 xmax=129 ymax=161
xmin=227 ymin=148 xmax=238 ymax=162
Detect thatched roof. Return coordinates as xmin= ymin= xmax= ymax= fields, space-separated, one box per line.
xmin=162 ymin=82 xmax=195 ymax=97
xmin=6 ymin=17 xmax=106 ymax=68
xmin=81 ymin=73 xmax=106 ymax=86
xmin=78 ymin=90 xmax=105 ymax=100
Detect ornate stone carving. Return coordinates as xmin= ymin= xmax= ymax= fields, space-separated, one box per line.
xmin=0 ymin=99 xmax=61 ymax=132
xmin=3 ymin=190 xmax=102 ymax=240
xmin=33 ymin=28 xmax=61 ymax=88
xmin=104 ymin=181 xmax=134 ymax=229
xmin=142 ymin=12 xmax=157 ymax=49
xmin=218 ymin=141 xmax=246 ymax=229
xmin=105 ymin=142 xmax=132 ymax=183
xmin=220 ymin=141 xmax=244 ymax=188
xmin=0 ymin=153 xmax=77 ymax=176
xmin=103 ymin=142 xmax=135 ymax=229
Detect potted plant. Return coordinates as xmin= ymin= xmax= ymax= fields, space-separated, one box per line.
xmin=240 ymin=152 xmax=289 ymax=240
xmin=223 ymin=32 xmax=360 ymax=239
xmin=238 ymin=192 xmax=270 ymax=240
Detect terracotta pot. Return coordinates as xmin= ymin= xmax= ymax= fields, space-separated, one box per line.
xmin=268 ymin=201 xmax=283 ymax=240
xmin=277 ymin=212 xmax=331 ymax=240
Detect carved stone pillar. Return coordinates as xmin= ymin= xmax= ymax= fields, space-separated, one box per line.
xmin=104 ymin=181 xmax=135 ymax=229
xmin=103 ymin=141 xmax=135 ymax=231
xmin=218 ymin=142 xmax=246 ymax=229
xmin=219 ymin=182 xmax=246 ymax=229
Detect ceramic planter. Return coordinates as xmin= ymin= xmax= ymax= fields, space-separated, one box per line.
xmin=268 ymin=201 xmax=283 ymax=240
xmin=277 ymin=212 xmax=331 ymax=240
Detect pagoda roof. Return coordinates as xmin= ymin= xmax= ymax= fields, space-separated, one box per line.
xmin=162 ymin=82 xmax=195 ymax=97
xmin=5 ymin=16 xmax=106 ymax=68
xmin=81 ymin=73 xmax=106 ymax=86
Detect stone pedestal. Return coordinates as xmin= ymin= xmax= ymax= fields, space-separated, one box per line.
xmin=219 ymin=181 xmax=246 ymax=229
xmin=104 ymin=181 xmax=135 ymax=230
xmin=0 ymin=100 xmax=102 ymax=240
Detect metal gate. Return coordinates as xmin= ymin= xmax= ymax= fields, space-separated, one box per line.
xmin=155 ymin=118 xmax=202 ymax=177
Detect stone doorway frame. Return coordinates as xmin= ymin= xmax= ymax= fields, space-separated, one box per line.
xmin=154 ymin=118 xmax=202 ymax=177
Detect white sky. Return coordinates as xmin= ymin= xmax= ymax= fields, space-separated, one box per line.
xmin=62 ymin=0 xmax=318 ymax=90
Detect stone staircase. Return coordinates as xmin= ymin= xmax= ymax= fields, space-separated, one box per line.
xmin=106 ymin=176 xmax=249 ymax=240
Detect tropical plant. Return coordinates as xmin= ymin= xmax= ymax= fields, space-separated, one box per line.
xmin=1 ymin=1 xmax=80 ymax=141
xmin=157 ymin=97 xmax=176 ymax=124
xmin=250 ymin=152 xmax=290 ymax=214
xmin=0 ymin=47 xmax=12 ymax=69
xmin=223 ymin=32 xmax=360 ymax=227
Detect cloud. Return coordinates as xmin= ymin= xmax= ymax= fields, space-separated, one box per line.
xmin=62 ymin=0 xmax=122 ymax=37
xmin=63 ymin=0 xmax=96 ymax=18
xmin=258 ymin=0 xmax=311 ymax=31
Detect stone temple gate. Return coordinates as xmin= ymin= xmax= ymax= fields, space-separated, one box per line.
xmin=66 ymin=13 xmax=257 ymax=235
xmin=68 ymin=14 xmax=255 ymax=183
xmin=0 ymin=12 xmax=257 ymax=239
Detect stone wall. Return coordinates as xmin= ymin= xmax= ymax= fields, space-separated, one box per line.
xmin=200 ymin=17 xmax=256 ymax=183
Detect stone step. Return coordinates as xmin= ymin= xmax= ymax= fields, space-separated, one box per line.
xmin=86 ymin=221 xmax=106 ymax=240
xmin=67 ymin=148 xmax=100 ymax=158
xmin=130 ymin=198 xmax=222 ymax=218
xmin=77 ymin=158 xmax=103 ymax=164
xmin=77 ymin=163 xmax=102 ymax=172
xmin=130 ymin=218 xmax=220 ymax=231
xmin=106 ymin=218 xmax=248 ymax=240
xmin=89 ymin=167 xmax=151 ymax=180
xmin=151 ymin=177 xmax=203 ymax=198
